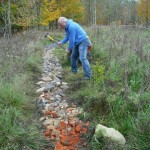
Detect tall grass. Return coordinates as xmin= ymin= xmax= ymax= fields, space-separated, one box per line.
xmin=55 ymin=26 xmax=150 ymax=150
xmin=0 ymin=82 xmax=26 ymax=108
xmin=0 ymin=31 xmax=53 ymax=149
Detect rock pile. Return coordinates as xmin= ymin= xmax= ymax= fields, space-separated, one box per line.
xmin=36 ymin=47 xmax=89 ymax=150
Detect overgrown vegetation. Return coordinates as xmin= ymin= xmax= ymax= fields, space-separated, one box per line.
xmin=54 ymin=26 xmax=150 ymax=150
xmin=0 ymin=26 xmax=149 ymax=149
xmin=0 ymin=31 xmax=53 ymax=149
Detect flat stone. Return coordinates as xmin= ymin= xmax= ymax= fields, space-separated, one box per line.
xmin=62 ymin=82 xmax=68 ymax=85
xmin=61 ymin=84 xmax=69 ymax=90
xmin=56 ymin=82 xmax=61 ymax=86
xmin=41 ymin=83 xmax=55 ymax=91
xmin=43 ymin=119 xmax=54 ymax=126
xmin=36 ymin=87 xmax=45 ymax=93
xmin=41 ymin=76 xmax=52 ymax=82
xmin=36 ymin=81 xmax=45 ymax=85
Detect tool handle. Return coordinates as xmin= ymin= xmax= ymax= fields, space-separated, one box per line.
xmin=52 ymin=41 xmax=65 ymax=50
xmin=59 ymin=44 xmax=66 ymax=50
xmin=46 ymin=34 xmax=66 ymax=50
xmin=47 ymin=35 xmax=54 ymax=41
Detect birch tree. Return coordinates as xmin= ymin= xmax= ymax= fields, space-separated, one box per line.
xmin=82 ymin=0 xmax=97 ymax=26
xmin=7 ymin=0 xmax=11 ymax=38
xmin=0 ymin=0 xmax=12 ymax=38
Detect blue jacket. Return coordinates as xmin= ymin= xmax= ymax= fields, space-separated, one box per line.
xmin=61 ymin=19 xmax=87 ymax=52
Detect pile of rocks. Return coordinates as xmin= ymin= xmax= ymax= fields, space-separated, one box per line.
xmin=36 ymin=47 xmax=89 ymax=150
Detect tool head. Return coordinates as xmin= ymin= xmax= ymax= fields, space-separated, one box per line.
xmin=45 ymin=33 xmax=49 ymax=38
xmin=45 ymin=33 xmax=54 ymax=41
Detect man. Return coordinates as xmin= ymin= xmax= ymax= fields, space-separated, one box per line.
xmin=58 ymin=17 xmax=92 ymax=80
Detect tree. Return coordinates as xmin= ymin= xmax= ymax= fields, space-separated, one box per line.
xmin=121 ymin=0 xmax=138 ymax=25
xmin=137 ymin=0 xmax=150 ymax=26
xmin=12 ymin=0 xmax=36 ymax=28
xmin=40 ymin=0 xmax=60 ymax=26
xmin=81 ymin=0 xmax=96 ymax=26
xmin=56 ymin=0 xmax=85 ymax=23
xmin=0 ymin=0 xmax=12 ymax=38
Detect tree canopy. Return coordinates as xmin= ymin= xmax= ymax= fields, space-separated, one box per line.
xmin=0 ymin=0 xmax=149 ymax=36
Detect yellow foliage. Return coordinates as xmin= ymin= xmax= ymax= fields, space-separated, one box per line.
xmin=12 ymin=4 xmax=35 ymax=27
xmin=57 ymin=0 xmax=85 ymax=21
xmin=12 ymin=0 xmax=84 ymax=27
xmin=40 ymin=0 xmax=60 ymax=26
xmin=40 ymin=0 xmax=85 ymax=26
xmin=137 ymin=0 xmax=150 ymax=22
xmin=41 ymin=0 xmax=85 ymax=23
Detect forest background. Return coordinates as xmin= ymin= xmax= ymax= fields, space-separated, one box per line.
xmin=0 ymin=0 xmax=150 ymax=38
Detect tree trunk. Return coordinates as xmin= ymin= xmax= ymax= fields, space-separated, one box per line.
xmin=35 ymin=0 xmax=42 ymax=29
xmin=7 ymin=0 xmax=12 ymax=38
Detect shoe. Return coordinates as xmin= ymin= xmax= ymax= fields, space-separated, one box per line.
xmin=82 ymin=76 xmax=90 ymax=80
xmin=72 ymin=71 xmax=77 ymax=74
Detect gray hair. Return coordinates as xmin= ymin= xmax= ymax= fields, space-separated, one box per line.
xmin=58 ymin=17 xmax=67 ymax=24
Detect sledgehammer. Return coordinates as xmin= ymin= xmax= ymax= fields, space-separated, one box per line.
xmin=45 ymin=33 xmax=66 ymax=50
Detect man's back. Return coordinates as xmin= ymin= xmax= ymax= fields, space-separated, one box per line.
xmin=66 ymin=19 xmax=87 ymax=47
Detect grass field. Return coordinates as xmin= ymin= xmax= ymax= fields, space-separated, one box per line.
xmin=0 ymin=26 xmax=149 ymax=149
xmin=54 ymin=25 xmax=150 ymax=150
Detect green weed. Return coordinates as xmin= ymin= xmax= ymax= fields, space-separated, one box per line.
xmin=0 ymin=31 xmax=53 ymax=150
xmin=57 ymin=27 xmax=150 ymax=149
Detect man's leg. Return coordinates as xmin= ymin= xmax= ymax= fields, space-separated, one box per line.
xmin=71 ymin=46 xmax=79 ymax=73
xmin=79 ymin=43 xmax=92 ymax=78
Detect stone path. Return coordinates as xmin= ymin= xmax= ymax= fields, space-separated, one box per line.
xmin=36 ymin=45 xmax=90 ymax=150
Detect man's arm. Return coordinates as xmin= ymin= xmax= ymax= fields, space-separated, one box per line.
xmin=61 ymin=35 xmax=69 ymax=44
xmin=58 ymin=35 xmax=68 ymax=47
xmin=68 ymin=25 xmax=76 ymax=52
